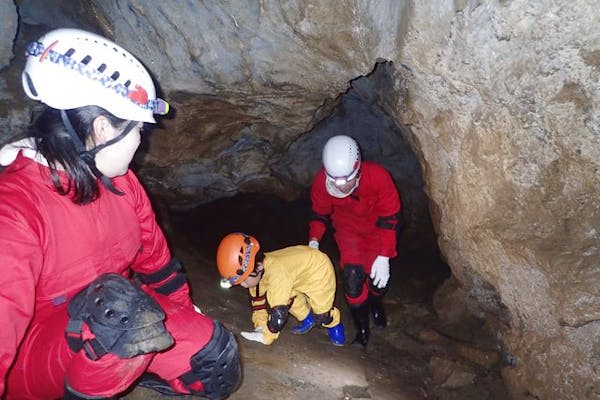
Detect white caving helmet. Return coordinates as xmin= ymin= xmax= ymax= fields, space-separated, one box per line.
xmin=322 ymin=135 xmax=361 ymax=198
xmin=22 ymin=28 xmax=169 ymax=123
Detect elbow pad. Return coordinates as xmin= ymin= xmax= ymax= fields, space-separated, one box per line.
xmin=375 ymin=213 xmax=400 ymax=231
xmin=310 ymin=211 xmax=330 ymax=225
xmin=138 ymin=258 xmax=187 ymax=295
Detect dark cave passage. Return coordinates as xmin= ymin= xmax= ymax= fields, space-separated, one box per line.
xmin=168 ymin=191 xmax=451 ymax=306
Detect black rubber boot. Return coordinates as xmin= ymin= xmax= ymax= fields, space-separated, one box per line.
xmin=369 ymin=294 xmax=387 ymax=328
xmin=349 ymin=303 xmax=370 ymax=347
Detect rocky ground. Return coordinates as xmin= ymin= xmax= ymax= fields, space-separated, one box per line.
xmin=123 ymin=193 xmax=509 ymax=400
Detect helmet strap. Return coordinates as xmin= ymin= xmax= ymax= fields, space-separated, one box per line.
xmin=60 ymin=110 xmax=137 ymax=196
xmin=87 ymin=119 xmax=139 ymax=157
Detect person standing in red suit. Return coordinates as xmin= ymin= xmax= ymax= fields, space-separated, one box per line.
xmin=0 ymin=28 xmax=241 ymax=399
xmin=307 ymin=135 xmax=402 ymax=347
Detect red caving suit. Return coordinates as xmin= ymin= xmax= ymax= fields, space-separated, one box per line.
xmin=309 ymin=161 xmax=401 ymax=305
xmin=0 ymin=152 xmax=215 ymax=399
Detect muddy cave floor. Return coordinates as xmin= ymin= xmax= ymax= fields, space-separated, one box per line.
xmin=123 ymin=194 xmax=509 ymax=400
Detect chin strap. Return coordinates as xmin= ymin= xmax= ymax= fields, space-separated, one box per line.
xmin=60 ymin=110 xmax=137 ymax=196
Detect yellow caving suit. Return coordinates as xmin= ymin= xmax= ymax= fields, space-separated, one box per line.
xmin=248 ymin=245 xmax=341 ymax=345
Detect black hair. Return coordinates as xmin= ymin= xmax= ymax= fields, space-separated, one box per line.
xmin=32 ymin=105 xmax=128 ymax=204
xmin=248 ymin=251 xmax=265 ymax=277
xmin=255 ymin=251 xmax=265 ymax=264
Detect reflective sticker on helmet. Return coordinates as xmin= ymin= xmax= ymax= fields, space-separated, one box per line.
xmin=128 ymin=84 xmax=148 ymax=105
xmin=229 ymin=238 xmax=254 ymax=284
xmin=242 ymin=242 xmax=253 ymax=271
xmin=25 ymin=40 xmax=170 ymax=116
xmin=26 ymin=40 xmax=45 ymax=57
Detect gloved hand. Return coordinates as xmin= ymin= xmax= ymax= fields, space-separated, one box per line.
xmin=240 ymin=326 xmax=266 ymax=344
xmin=370 ymin=255 xmax=390 ymax=289
xmin=308 ymin=240 xmax=320 ymax=249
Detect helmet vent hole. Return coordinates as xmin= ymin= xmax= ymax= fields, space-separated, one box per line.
xmin=238 ymin=255 xmax=243 ymax=266
xmin=236 ymin=269 xmax=244 ymax=276
xmin=124 ymin=80 xmax=131 ymax=87
xmin=110 ymin=71 xmax=120 ymax=81
xmin=65 ymin=48 xmax=75 ymax=57
xmin=93 ymin=283 xmax=104 ymax=291
xmin=120 ymin=315 xmax=130 ymax=324
xmin=81 ymin=55 xmax=91 ymax=65
xmin=105 ymin=309 xmax=115 ymax=318
xmin=97 ymin=63 xmax=107 ymax=73
xmin=94 ymin=297 xmax=104 ymax=306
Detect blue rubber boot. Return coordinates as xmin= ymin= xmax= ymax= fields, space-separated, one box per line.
xmin=327 ymin=323 xmax=346 ymax=346
xmin=291 ymin=312 xmax=315 ymax=334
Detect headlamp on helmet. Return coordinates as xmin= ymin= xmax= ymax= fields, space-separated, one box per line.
xmin=326 ymin=166 xmax=361 ymax=186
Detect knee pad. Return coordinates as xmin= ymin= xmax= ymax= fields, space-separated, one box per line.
xmin=179 ymin=320 xmax=242 ymax=400
xmin=314 ymin=310 xmax=334 ymax=326
xmin=267 ymin=305 xmax=289 ymax=333
xmin=66 ymin=273 xmax=173 ymax=360
xmin=343 ymin=264 xmax=366 ymax=299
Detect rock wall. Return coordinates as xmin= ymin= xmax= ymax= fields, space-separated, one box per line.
xmin=0 ymin=0 xmax=17 ymax=69
xmin=1 ymin=1 xmax=599 ymax=398
xmin=401 ymin=1 xmax=600 ymax=399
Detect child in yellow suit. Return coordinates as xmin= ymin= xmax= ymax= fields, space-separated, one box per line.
xmin=216 ymin=232 xmax=345 ymax=346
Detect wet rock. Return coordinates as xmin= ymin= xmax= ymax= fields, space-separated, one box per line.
xmin=430 ymin=357 xmax=476 ymax=388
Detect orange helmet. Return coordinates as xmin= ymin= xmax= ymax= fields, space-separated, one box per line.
xmin=217 ymin=233 xmax=260 ymax=285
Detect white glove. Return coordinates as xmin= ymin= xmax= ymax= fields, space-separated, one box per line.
xmin=240 ymin=326 xmax=266 ymax=344
xmin=370 ymin=256 xmax=390 ymax=289
xmin=308 ymin=240 xmax=320 ymax=249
